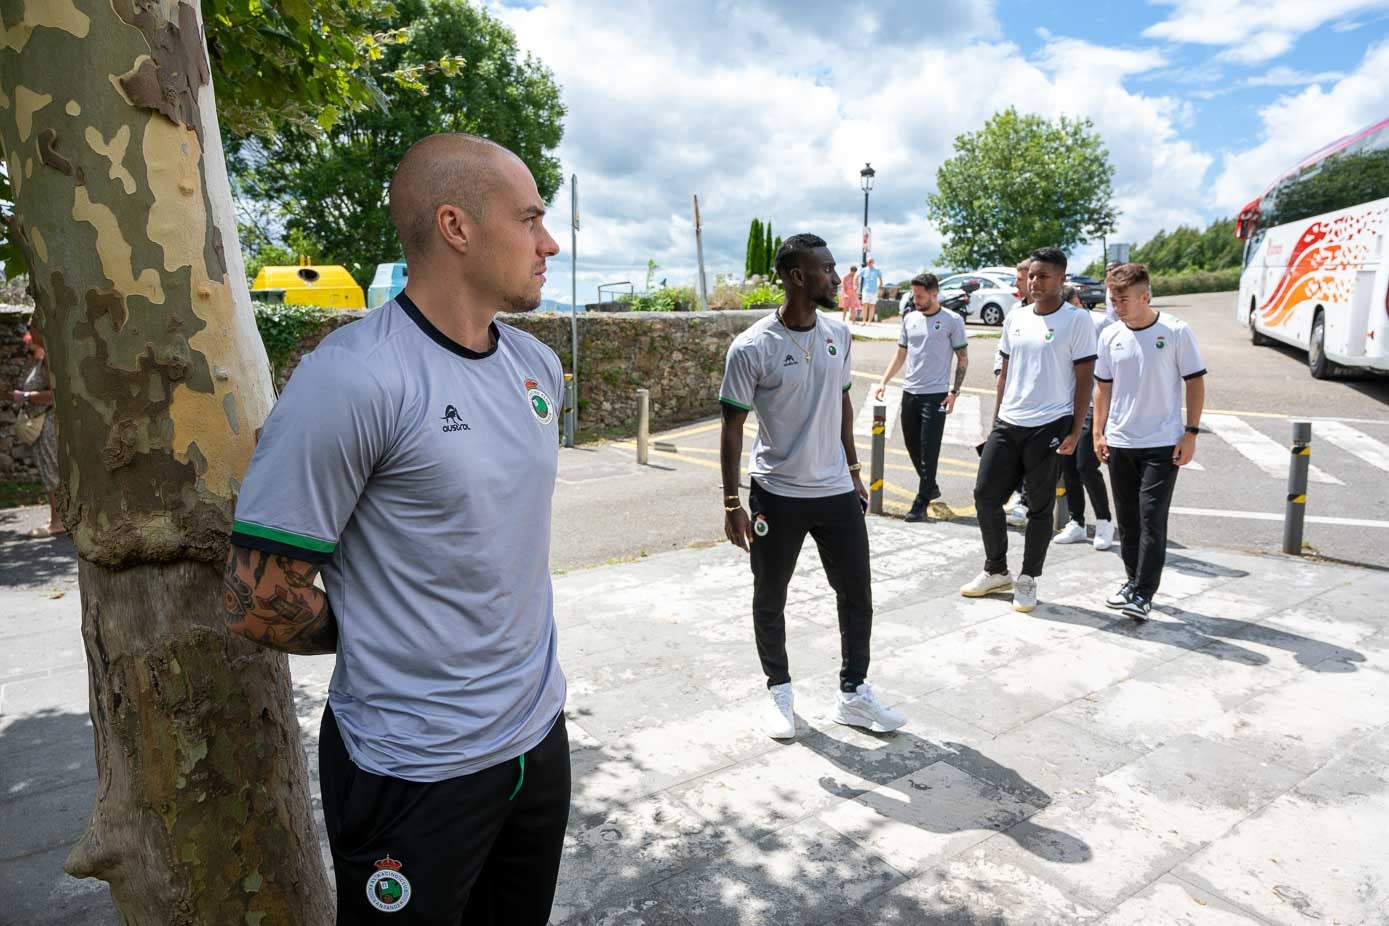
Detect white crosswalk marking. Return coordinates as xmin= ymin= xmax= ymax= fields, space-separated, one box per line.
xmin=942 ymin=394 xmax=984 ymax=447
xmin=855 ymin=385 xmax=900 ymax=439
xmin=1201 ymin=414 xmax=1342 ymax=485
xmin=1313 ymin=420 xmax=1389 ymax=474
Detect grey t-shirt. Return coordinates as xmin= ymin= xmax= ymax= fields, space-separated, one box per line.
xmin=898 ymin=308 xmax=968 ymax=394
xmin=232 ymin=295 xmax=566 ymax=782
xmin=1095 ymin=312 xmax=1207 ymax=448
xmin=719 ymin=311 xmax=854 ymax=498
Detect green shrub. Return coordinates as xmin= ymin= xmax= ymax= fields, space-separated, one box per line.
xmin=740 ymin=282 xmax=785 ymax=308
xmin=619 ymin=286 xmax=696 ymax=312
xmin=1149 ymin=267 xmax=1240 ymax=297
xmin=253 ymin=302 xmax=329 ymax=374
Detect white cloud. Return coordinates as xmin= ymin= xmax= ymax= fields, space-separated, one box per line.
xmin=1212 ymin=40 xmax=1389 ymax=208
xmin=1245 ymin=65 xmax=1348 ymax=86
xmin=1143 ymin=0 xmax=1389 ymax=64
xmin=490 ymin=2 xmax=1212 ymax=300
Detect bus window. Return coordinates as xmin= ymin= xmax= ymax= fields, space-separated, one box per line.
xmin=1266 ymin=141 xmax=1389 ymax=227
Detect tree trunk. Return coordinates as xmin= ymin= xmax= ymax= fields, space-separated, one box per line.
xmin=0 ymin=2 xmax=333 ymax=921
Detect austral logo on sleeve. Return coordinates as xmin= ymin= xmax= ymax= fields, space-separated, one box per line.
xmin=441 ymin=405 xmax=471 ymax=433
xmin=525 ymin=378 xmax=556 ymax=425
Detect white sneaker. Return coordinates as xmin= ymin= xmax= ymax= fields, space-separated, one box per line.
xmin=763 ymin=682 xmax=796 ymax=739
xmin=1013 ymin=574 xmax=1039 ymax=612
xmin=960 ymin=570 xmax=1014 ymax=597
xmin=1092 ymin=519 xmax=1115 ymax=551
xmin=834 ymin=683 xmax=906 ymax=733
xmin=1052 ymin=521 xmax=1088 ymax=545
xmin=1006 ymin=503 xmax=1029 ymax=527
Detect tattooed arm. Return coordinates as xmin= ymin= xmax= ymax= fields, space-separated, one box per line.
xmin=222 ymin=546 xmax=338 ymax=655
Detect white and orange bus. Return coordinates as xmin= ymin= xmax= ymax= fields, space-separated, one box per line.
xmin=1235 ymin=115 xmax=1389 ymax=378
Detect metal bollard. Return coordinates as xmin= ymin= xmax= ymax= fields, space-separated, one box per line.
xmin=1053 ymin=480 xmax=1069 ymax=533
xmin=869 ymin=403 xmax=886 ymax=514
xmin=636 ymin=388 xmax=650 ymax=465
xmin=562 ymin=374 xmax=576 ymax=448
xmin=1283 ymin=421 xmax=1312 ymax=555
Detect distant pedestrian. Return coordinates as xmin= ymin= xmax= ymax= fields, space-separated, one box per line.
xmin=8 ymin=320 xmax=63 ymax=538
xmin=1094 ymin=262 xmax=1207 ymax=621
xmin=720 ymin=233 xmax=905 ymax=740
xmin=840 ymin=265 xmax=862 ymax=324
xmin=873 ymin=273 xmax=969 ymax=522
xmin=963 ymin=247 xmax=1098 ymax=612
xmin=858 ymin=257 xmax=883 ymax=323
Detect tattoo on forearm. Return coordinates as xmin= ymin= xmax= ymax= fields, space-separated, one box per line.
xmin=952 ymin=359 xmax=968 ymax=392
xmin=222 ymin=547 xmax=338 ymax=655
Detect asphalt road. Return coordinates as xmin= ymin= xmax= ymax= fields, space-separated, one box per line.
xmin=551 ymin=291 xmax=1389 ymax=572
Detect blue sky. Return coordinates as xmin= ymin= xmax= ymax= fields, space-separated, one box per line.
xmin=487 ymin=0 xmax=1389 ymax=303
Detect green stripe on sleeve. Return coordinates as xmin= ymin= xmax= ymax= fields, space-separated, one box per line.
xmin=842 ymin=383 xmax=852 ymax=392
xmin=718 ymin=395 xmax=752 ymax=411
xmin=953 ymin=343 xmax=969 ymax=350
xmin=232 ymin=520 xmax=336 ymax=553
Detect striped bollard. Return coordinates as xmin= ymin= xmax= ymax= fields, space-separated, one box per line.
xmin=1282 ymin=421 xmax=1312 ymax=555
xmin=869 ymin=403 xmax=885 ymax=515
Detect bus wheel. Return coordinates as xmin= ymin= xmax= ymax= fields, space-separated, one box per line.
xmin=1249 ymin=302 xmax=1271 ymax=346
xmin=1308 ymin=311 xmax=1333 ymax=380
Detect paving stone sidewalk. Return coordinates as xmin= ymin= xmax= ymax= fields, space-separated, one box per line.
xmin=3 ymin=503 xmax=1387 ymax=925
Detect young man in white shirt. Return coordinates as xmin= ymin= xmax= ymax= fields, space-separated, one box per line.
xmin=720 ymin=233 xmax=905 ymax=740
xmin=962 ymin=248 xmax=1098 ymax=612
xmin=873 ymin=273 xmax=969 ymax=522
xmin=1093 ymin=263 xmax=1207 ymax=620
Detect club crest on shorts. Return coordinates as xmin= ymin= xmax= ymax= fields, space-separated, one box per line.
xmin=524 ymin=378 xmax=555 ymax=425
xmin=753 ymin=514 xmax=770 ymax=537
xmin=1155 ymin=336 xmax=1167 ymax=349
xmin=825 ymin=337 xmax=838 ymax=357
xmin=366 ymin=855 xmax=412 ymax=912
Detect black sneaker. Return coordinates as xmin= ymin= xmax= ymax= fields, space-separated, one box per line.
xmin=1105 ymin=581 xmax=1134 ymax=609
xmin=904 ymin=502 xmax=926 ymax=523
xmin=1122 ymin=594 xmax=1152 ymax=621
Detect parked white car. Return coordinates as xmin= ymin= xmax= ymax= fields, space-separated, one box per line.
xmin=938 ymin=271 xmax=1017 ymax=326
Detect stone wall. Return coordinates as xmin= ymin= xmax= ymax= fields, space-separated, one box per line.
xmin=0 ymin=307 xmax=769 ymax=479
xmin=277 ymin=308 xmax=770 ymax=438
xmin=0 ymin=306 xmax=38 ymax=481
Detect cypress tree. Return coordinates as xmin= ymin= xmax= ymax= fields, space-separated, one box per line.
xmin=763 ymin=223 xmax=775 ymax=277
xmin=746 ymin=218 xmax=762 ymax=280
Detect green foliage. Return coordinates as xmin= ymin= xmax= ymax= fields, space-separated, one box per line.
xmin=619 ymin=286 xmax=695 ymax=312
xmin=763 ymin=223 xmax=774 ymax=277
xmin=644 ymin=258 xmax=660 ymax=292
xmin=230 ymin=0 xmax=566 ymax=287
xmin=1082 ymin=218 xmax=1244 ymax=277
xmin=0 ymin=166 xmax=23 ymax=279
xmin=927 ymin=108 xmax=1118 ymax=269
xmin=740 ymin=282 xmax=785 ymax=308
xmin=252 ymin=303 xmax=330 ymax=374
xmin=745 ymin=218 xmax=762 ymax=280
xmin=1149 ymin=267 xmax=1241 ymax=296
xmin=0 ymin=480 xmax=45 ymax=509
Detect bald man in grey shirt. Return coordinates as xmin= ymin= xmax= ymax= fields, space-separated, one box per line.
xmin=224 ymin=134 xmax=569 ymax=925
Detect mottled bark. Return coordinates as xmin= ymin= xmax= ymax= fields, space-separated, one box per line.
xmin=0 ymin=2 xmax=332 ymax=921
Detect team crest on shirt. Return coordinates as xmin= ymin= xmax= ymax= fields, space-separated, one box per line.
xmin=524 ymin=378 xmax=556 ymax=425
xmin=1044 ymin=329 xmax=1055 ymax=341
xmin=753 ymin=514 xmax=770 ymax=537
xmin=366 ymin=855 xmax=412 ymax=912
xmin=1155 ymin=336 xmax=1167 ymax=349
xmin=825 ymin=338 xmax=838 ymax=358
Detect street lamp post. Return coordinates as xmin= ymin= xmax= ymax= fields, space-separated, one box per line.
xmin=860 ymin=162 xmax=876 ymax=265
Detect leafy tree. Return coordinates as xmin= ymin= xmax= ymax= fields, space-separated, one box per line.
xmin=763 ymin=222 xmax=774 ymax=277
xmin=927 ymin=107 xmax=1118 ymax=269
xmin=231 ymin=0 xmax=565 ymax=286
xmin=0 ymin=2 xmax=333 ymax=919
xmin=745 ymin=218 xmax=763 ymax=280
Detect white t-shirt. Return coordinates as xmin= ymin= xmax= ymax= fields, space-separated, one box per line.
xmin=997 ymin=304 xmax=1099 ymax=428
xmin=898 ymin=308 xmax=968 ymax=394
xmin=1095 ymin=312 xmax=1206 ymax=448
xmin=719 ymin=312 xmax=855 ymax=498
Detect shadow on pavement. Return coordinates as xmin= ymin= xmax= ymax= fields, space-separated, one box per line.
xmin=0 ymin=507 xmax=78 ymax=589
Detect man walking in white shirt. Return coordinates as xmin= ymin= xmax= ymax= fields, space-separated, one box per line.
xmin=1093 ymin=263 xmax=1207 ymax=620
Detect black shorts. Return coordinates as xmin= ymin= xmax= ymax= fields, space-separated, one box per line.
xmin=319 ymin=704 xmax=571 ymax=925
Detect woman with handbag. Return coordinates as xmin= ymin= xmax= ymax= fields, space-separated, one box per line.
xmin=9 ymin=321 xmax=64 ymax=538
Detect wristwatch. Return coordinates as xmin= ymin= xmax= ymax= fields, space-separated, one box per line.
xmin=949 ymin=388 xmax=960 ymax=395
xmin=1184 ymin=426 xmax=1200 ymax=435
